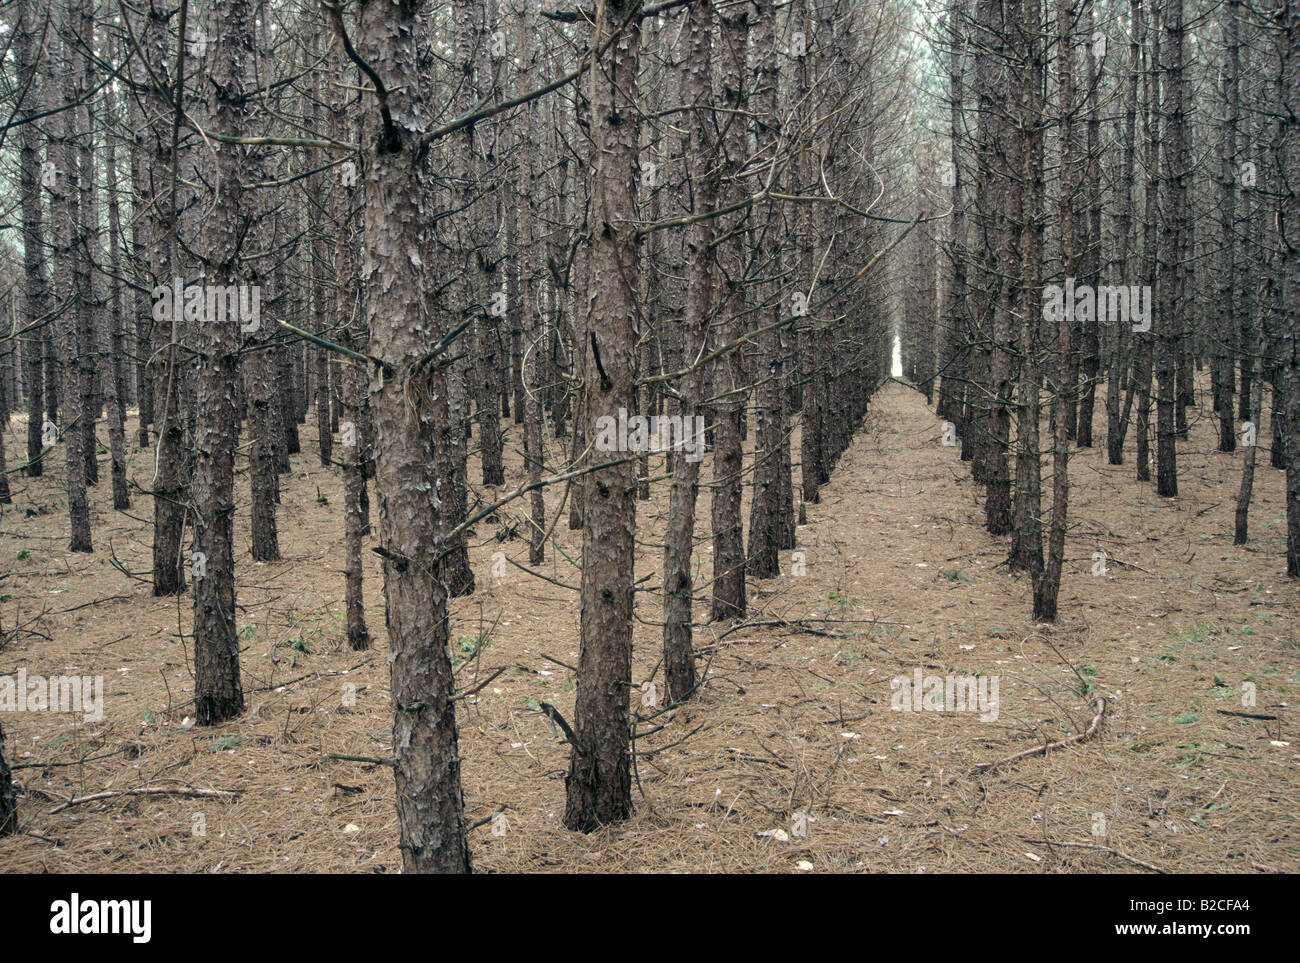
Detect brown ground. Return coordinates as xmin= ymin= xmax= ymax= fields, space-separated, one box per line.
xmin=1 ymin=378 xmax=1297 ymax=873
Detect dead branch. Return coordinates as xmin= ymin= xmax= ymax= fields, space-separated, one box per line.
xmin=974 ymin=698 xmax=1106 ymax=774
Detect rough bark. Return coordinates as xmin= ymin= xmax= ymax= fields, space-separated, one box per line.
xmin=1076 ymin=0 xmax=1102 ymax=448
xmin=710 ymin=1 xmax=749 ymax=622
xmin=356 ymin=0 xmax=472 ymax=873
xmin=1107 ymin=0 xmax=1143 ymax=465
xmin=1155 ymin=0 xmax=1185 ymax=498
xmin=747 ymin=0 xmax=785 ymax=576
xmin=1136 ymin=5 xmax=1160 ymax=484
xmin=938 ymin=0 xmax=968 ymax=438
xmin=663 ymin=0 xmax=713 ymax=704
xmin=1033 ymin=0 xmax=1077 ymax=621
xmin=75 ymin=0 xmax=101 ymax=490
xmin=142 ymin=0 xmax=187 ymax=594
xmin=517 ymin=3 xmax=547 ymax=567
xmin=191 ymin=0 xmax=251 ymax=727
xmin=1011 ymin=0 xmax=1044 ymax=575
xmin=0 ymin=719 xmax=16 ymax=835
xmin=329 ymin=32 xmax=368 ymax=652
xmin=1283 ymin=0 xmax=1300 ymax=576
xmin=47 ymin=20 xmax=92 ymax=554
xmin=16 ymin=0 xmax=48 ymax=478
xmin=103 ymin=83 xmax=131 ymax=511
xmin=564 ymin=0 xmax=639 ymax=832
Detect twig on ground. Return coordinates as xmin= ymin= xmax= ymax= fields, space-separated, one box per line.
xmin=974 ymin=698 xmax=1106 ymax=774
xmin=1023 ymin=836 xmax=1167 ymax=873
xmin=327 ymin=753 xmax=395 ymax=767
xmin=48 ymin=786 xmax=240 ymax=814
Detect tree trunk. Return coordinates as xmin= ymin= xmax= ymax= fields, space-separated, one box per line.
xmin=663 ymin=0 xmax=713 ymax=704
xmin=142 ymin=0 xmax=186 ymax=594
xmin=1215 ymin=1 xmax=1242 ymax=453
xmin=356 ymin=0 xmax=472 ymax=873
xmin=1011 ymin=0 xmax=1044 ymax=574
xmin=191 ymin=0 xmax=252 ymax=727
xmin=564 ymin=0 xmax=639 ymax=831
xmin=746 ymin=0 xmax=786 ymax=576
xmin=1282 ymin=0 xmax=1300 ymax=576
xmin=1076 ymin=0 xmax=1102 ymax=448
xmin=329 ymin=33 xmax=369 ymax=652
xmin=75 ymin=0 xmax=101 ymax=490
xmin=1033 ymin=0 xmax=1077 ymax=621
xmin=16 ymin=0 xmax=48 ymax=479
xmin=710 ymin=2 xmax=749 ymax=622
xmin=1136 ymin=4 xmax=1159 ymax=484
xmin=245 ymin=9 xmax=282 ymax=562
xmin=126 ymin=85 xmax=154 ymax=450
xmin=983 ymin=0 xmax=1015 ymax=536
xmin=517 ymin=3 xmax=547 ymax=567
xmin=938 ymin=0 xmax=967 ymax=439
xmin=103 ymin=83 xmax=131 ymax=511
xmin=1155 ymin=0 xmax=1185 ymax=498
xmin=1236 ymin=308 xmax=1267 ymax=543
xmin=1107 ymin=0 xmax=1143 ymax=465
xmin=0 ymin=719 xmax=16 ymax=835
xmin=47 ymin=18 xmax=92 ymax=554
xmin=473 ymin=1 xmax=507 ymax=488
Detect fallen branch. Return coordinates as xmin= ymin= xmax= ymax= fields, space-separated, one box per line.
xmin=56 ymin=595 xmax=131 ymax=615
xmin=327 ymin=753 xmax=395 ymax=767
xmin=638 ymin=723 xmax=708 ymax=758
xmin=48 ymin=786 xmax=240 ymax=814
xmin=974 ymin=698 xmax=1106 ymax=774
xmin=539 ymin=652 xmax=579 ymax=673
xmin=1023 ymin=837 xmax=1167 ymax=874
xmin=452 ymin=665 xmax=508 ymax=701
xmin=1107 ymin=556 xmax=1156 ymax=575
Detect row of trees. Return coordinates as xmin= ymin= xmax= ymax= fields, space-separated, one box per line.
xmin=0 ymin=0 xmax=916 ymax=865
xmin=895 ymin=0 xmax=1300 ymax=617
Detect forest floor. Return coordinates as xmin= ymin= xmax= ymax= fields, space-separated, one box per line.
xmin=1 ymin=378 xmax=1297 ymax=873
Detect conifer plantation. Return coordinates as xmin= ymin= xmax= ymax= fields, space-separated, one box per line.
xmin=0 ymin=0 xmax=1296 ymax=879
